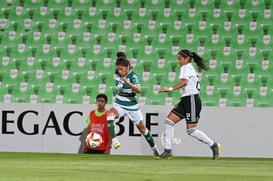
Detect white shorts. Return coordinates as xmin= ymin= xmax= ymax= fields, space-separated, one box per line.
xmin=113 ymin=103 xmax=143 ymax=125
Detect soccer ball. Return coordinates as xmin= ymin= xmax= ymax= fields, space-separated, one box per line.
xmin=86 ymin=132 xmax=103 ymax=148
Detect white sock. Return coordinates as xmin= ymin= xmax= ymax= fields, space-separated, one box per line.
xmin=112 ymin=137 xmax=119 ymax=143
xmin=187 ymin=128 xmax=214 ymax=147
xmin=164 ymin=118 xmax=175 ymax=150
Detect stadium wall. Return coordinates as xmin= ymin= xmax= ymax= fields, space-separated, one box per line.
xmin=0 ymin=103 xmax=272 ymax=158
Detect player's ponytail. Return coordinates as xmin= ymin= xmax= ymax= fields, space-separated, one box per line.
xmin=191 ymin=52 xmax=208 ymax=71
xmin=178 ymin=49 xmax=208 ymax=71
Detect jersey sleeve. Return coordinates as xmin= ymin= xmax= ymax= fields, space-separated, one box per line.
xmin=85 ymin=115 xmax=90 ymax=125
xmin=179 ymin=66 xmax=190 ymax=80
xmin=130 ymin=72 xmax=140 ymax=86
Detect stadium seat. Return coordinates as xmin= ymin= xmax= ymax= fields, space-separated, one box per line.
xmin=1 ymin=0 xmax=273 ymax=107
xmin=23 ymin=0 xmax=44 ymax=10
xmin=47 ymin=0 xmax=69 ymax=11
xmin=200 ymin=74 xmax=221 ymax=107
xmin=32 ymin=6 xmax=54 ymax=24
xmin=56 ymin=7 xmax=78 ymax=25
xmin=80 ymin=6 xmax=100 ymax=24
xmin=26 ymin=31 xmax=47 ymax=50
xmin=7 ymin=6 xmax=29 ymax=23
xmin=40 ymin=19 xmax=62 ymax=38
xmin=253 ymin=89 xmax=273 ymax=107
xmin=63 ymin=83 xmax=84 ymax=104
xmin=1 ymin=30 xmax=21 ymax=49
xmin=36 ymin=44 xmax=56 ymax=61
xmin=58 ymin=44 xmax=82 ymax=64
xmin=27 ymin=68 xmax=46 ymax=93
xmin=119 ymin=0 xmax=138 ymax=9
xmin=1 ymin=55 xmax=16 ymax=73
xmin=69 ymin=57 xmax=89 ymax=75
xmin=94 ymin=0 xmax=116 ymax=9
xmin=37 ymin=82 xmax=60 ymax=103
xmin=71 ymin=0 xmax=92 ymax=11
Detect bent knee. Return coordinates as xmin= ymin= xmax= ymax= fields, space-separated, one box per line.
xmin=187 ymin=128 xmax=196 ymax=135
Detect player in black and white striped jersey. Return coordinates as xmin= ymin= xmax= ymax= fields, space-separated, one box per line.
xmin=158 ymin=49 xmax=221 ymax=160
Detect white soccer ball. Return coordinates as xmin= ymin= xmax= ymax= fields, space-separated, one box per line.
xmin=86 ymin=132 xmax=103 ymax=148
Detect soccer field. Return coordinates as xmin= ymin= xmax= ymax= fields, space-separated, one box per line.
xmin=0 ymin=152 xmax=273 ymax=181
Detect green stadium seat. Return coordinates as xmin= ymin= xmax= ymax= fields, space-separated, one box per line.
xmin=12 ymin=82 xmax=33 ymax=103
xmin=168 ymin=0 xmax=189 ymax=12
xmin=36 ymin=44 xmax=56 ymax=61
xmin=49 ymin=32 xmax=71 ymax=49
xmin=80 ymin=7 xmax=100 ymax=24
xmin=226 ymin=87 xmax=248 ymax=107
xmin=47 ymin=0 xmax=69 ymax=11
xmin=58 ymin=44 xmax=82 ymax=63
xmin=217 ymin=11 xmax=237 ymax=38
xmin=56 ymin=7 xmax=78 ymax=24
xmin=26 ymin=31 xmax=47 ymax=49
xmin=63 ymin=83 xmax=83 ymax=104
xmin=94 ymin=0 xmax=116 ymax=9
xmin=145 ymin=0 xmax=165 ymax=10
xmin=259 ymin=5 xmax=272 ymax=26
xmin=1 ymin=0 xmax=273 ymax=106
xmin=32 ymin=6 xmax=54 ymax=24
xmin=53 ymin=69 xmax=76 ymax=90
xmin=2 ymin=69 xmax=24 ymax=91
xmin=200 ymin=74 xmax=221 ymax=107
xmin=27 ymin=69 xmax=46 ymax=93
xmin=0 ymin=87 xmax=13 ymax=103
xmin=37 ymin=82 xmax=60 ymax=103
xmin=1 ymin=30 xmax=21 ymax=49
xmin=68 ymin=57 xmax=89 ymax=74
xmin=1 ymin=56 xmax=15 ymax=73
xmin=1 ymin=0 xmax=21 ymax=9
xmin=119 ymin=0 xmax=139 ymax=10
xmin=0 ymin=16 xmax=9 ymax=32
xmin=18 ymin=56 xmax=39 ymax=76
xmin=41 ymin=20 xmax=62 ymax=38
xmin=23 ymin=0 xmax=44 ymax=11
xmin=71 ymin=0 xmax=92 ymax=11
xmin=44 ymin=56 xmax=67 ymax=75
xmin=65 ymin=19 xmax=85 ymax=37
xmin=253 ymin=89 xmax=273 ymax=107
xmin=7 ymin=6 xmax=29 ymax=23
xmin=10 ymin=44 xmax=32 ymax=61
xmin=76 ymin=31 xmax=95 ymax=49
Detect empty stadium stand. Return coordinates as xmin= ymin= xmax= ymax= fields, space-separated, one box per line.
xmin=0 ymin=0 xmax=272 ymax=107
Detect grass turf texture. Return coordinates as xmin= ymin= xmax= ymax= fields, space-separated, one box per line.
xmin=0 ymin=152 xmax=273 ymax=181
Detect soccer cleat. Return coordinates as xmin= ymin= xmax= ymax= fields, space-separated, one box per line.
xmin=159 ymin=149 xmax=172 ymax=159
xmin=152 ymin=147 xmax=160 ymax=159
xmin=113 ymin=138 xmax=121 ymax=149
xmin=211 ymin=142 xmax=221 ymax=160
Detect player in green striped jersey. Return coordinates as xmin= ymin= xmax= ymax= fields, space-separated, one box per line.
xmin=107 ymin=52 xmax=159 ymax=158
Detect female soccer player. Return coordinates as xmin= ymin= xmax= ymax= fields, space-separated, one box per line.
xmin=83 ymin=94 xmax=112 ymax=154
xmin=158 ymin=49 xmax=221 ymax=160
xmin=107 ymin=52 xmax=159 ymax=158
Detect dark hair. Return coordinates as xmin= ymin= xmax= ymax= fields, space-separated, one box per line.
xmin=116 ymin=52 xmax=130 ymax=67
xmin=96 ymin=94 xmax=108 ymax=103
xmin=178 ymin=49 xmax=208 ymax=71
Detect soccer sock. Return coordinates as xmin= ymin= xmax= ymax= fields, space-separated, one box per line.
xmin=187 ymin=128 xmax=214 ymax=147
xmin=164 ymin=118 xmax=175 ymax=150
xmin=107 ymin=116 xmax=116 ymax=139
xmin=143 ymin=129 xmax=155 ymax=148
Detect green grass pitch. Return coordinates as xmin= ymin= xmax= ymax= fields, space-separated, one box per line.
xmin=0 ymin=152 xmax=273 ymax=181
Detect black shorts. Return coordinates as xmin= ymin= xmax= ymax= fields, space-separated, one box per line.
xmin=171 ymin=94 xmax=201 ymax=124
